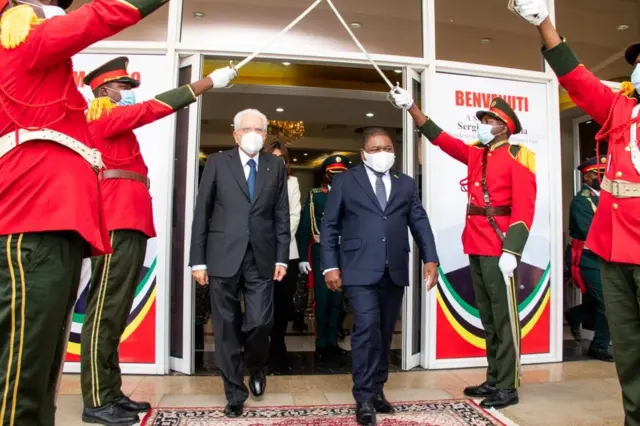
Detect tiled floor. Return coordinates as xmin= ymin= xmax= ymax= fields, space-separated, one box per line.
xmin=57 ymin=360 xmax=623 ymax=426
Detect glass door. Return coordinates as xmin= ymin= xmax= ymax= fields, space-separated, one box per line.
xmin=169 ymin=54 xmax=203 ymax=374
xmin=401 ymin=67 xmax=425 ymax=370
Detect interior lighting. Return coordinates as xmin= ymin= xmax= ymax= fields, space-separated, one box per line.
xmin=350 ymin=22 xmax=362 ymax=29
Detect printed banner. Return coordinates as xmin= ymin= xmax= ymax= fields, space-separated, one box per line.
xmin=64 ymin=54 xmax=172 ymax=366
xmin=429 ymin=73 xmax=551 ymax=360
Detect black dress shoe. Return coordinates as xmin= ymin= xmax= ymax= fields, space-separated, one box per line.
xmin=588 ymin=347 xmax=614 ymax=362
xmin=565 ymin=312 xmax=581 ymax=342
xmin=480 ymin=388 xmax=519 ymax=409
xmin=463 ymin=381 xmax=497 ymax=398
xmin=82 ymin=403 xmax=139 ymax=425
xmin=292 ymin=319 xmax=308 ymax=333
xmin=249 ymin=371 xmax=266 ymax=397
xmin=372 ymin=392 xmax=394 ymax=413
xmin=223 ymin=403 xmax=243 ymax=418
xmin=356 ymin=400 xmax=377 ymax=426
xmin=114 ymin=395 xmax=151 ymax=413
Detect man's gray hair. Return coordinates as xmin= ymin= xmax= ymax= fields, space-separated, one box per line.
xmin=233 ymin=109 xmax=268 ymax=131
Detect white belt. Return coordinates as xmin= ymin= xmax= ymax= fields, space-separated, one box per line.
xmin=0 ymin=128 xmax=104 ymax=171
xmin=601 ymin=176 xmax=640 ymax=198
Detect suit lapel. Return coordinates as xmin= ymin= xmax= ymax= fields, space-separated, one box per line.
xmin=385 ymin=171 xmax=400 ymax=210
xmin=253 ymin=152 xmax=269 ymax=204
xmin=227 ymin=149 xmax=250 ymax=200
xmin=354 ymin=165 xmax=383 ymax=211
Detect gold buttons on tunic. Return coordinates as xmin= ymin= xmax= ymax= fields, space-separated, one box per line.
xmin=474 ymin=182 xmax=479 ymax=187
xmin=626 ymin=146 xmax=631 ymax=151
xmin=615 ymin=171 xmax=622 ymax=177
xmin=613 ymin=203 xmax=619 ymax=210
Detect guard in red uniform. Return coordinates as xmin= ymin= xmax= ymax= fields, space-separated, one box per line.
xmin=79 ymin=57 xmax=236 ymax=425
xmin=391 ymin=89 xmax=536 ymax=409
xmin=512 ymin=0 xmax=640 ymax=423
xmin=0 ymin=0 xmax=172 ymax=424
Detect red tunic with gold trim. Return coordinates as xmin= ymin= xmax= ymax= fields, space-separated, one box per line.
xmin=418 ymin=124 xmax=537 ymax=258
xmin=543 ymin=41 xmax=640 ymax=265
xmin=0 ymin=0 xmax=169 ymax=255
xmin=88 ymin=86 xmax=197 ymax=236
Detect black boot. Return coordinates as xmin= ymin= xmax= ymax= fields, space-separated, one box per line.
xmin=82 ymin=403 xmax=139 ymax=425
xmin=114 ymin=395 xmax=151 ymax=413
xmin=356 ymin=400 xmax=377 ymax=426
xmin=480 ymin=388 xmax=519 ymax=409
xmin=588 ymin=347 xmax=614 ymax=362
xmin=463 ymin=381 xmax=497 ymax=398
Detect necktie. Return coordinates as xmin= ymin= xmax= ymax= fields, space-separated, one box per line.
xmin=247 ymin=159 xmax=256 ymax=201
xmin=374 ymin=171 xmax=387 ymax=210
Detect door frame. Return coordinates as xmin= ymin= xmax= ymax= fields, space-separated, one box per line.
xmin=169 ymin=54 xmax=204 ymax=375
xmin=401 ymin=66 xmax=423 ymax=370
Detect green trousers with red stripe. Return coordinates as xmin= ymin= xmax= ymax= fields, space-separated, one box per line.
xmin=80 ymin=229 xmax=147 ymax=409
xmin=0 ymin=232 xmax=83 ymax=426
xmin=469 ymin=255 xmax=521 ymax=390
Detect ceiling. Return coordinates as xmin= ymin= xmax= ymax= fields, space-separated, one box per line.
xmin=72 ymin=0 xmax=640 ymax=81
xmin=199 ymin=82 xmax=402 ymax=168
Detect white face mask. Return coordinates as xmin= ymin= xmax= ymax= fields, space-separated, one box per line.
xmin=476 ymin=123 xmax=497 ymax=145
xmin=16 ymin=1 xmax=66 ymax=18
xmin=240 ymin=132 xmax=264 ymax=156
xmin=632 ymin=65 xmax=640 ymax=91
xmin=363 ymin=151 xmax=395 ymax=174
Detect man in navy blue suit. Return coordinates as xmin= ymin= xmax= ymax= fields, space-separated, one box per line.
xmin=321 ymin=127 xmax=439 ymax=426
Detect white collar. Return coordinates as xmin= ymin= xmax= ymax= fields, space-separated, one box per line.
xmin=238 ymin=148 xmax=259 ymax=167
xmin=586 ymin=184 xmax=600 ymax=196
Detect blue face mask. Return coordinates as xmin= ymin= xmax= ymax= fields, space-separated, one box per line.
xmin=631 ymin=65 xmax=640 ymax=91
xmin=116 ymin=90 xmax=136 ymax=106
xmin=476 ymin=123 xmax=496 ymax=145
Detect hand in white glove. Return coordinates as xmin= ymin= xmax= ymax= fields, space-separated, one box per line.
xmin=389 ymin=87 xmax=414 ymax=109
xmin=498 ymin=252 xmax=518 ymax=277
xmin=209 ymin=66 xmax=237 ymax=89
xmin=510 ymin=0 xmax=549 ymax=26
xmin=299 ymin=262 xmax=312 ymax=275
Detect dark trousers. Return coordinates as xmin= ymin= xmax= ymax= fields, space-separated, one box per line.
xmin=600 ymin=260 xmax=640 ymax=426
xmin=0 ymin=232 xmax=82 ymax=426
xmin=344 ymin=271 xmax=404 ymax=403
xmin=270 ymin=259 xmax=298 ymax=358
xmin=80 ymin=230 xmax=147 ymax=408
xmin=567 ymin=266 xmax=610 ymax=351
xmin=209 ymin=246 xmax=274 ymax=404
xmin=312 ymin=245 xmax=342 ymax=349
xmin=469 ymin=255 xmax=521 ymax=390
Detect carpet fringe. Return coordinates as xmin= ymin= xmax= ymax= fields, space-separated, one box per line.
xmin=486 ymin=407 xmax=520 ymax=426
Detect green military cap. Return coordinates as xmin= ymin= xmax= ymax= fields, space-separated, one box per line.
xmin=321 ymin=154 xmax=351 ymax=174
xmin=84 ymin=56 xmax=141 ymax=91
xmin=577 ymin=155 xmax=607 ymax=173
xmin=476 ymin=97 xmax=523 ymax=135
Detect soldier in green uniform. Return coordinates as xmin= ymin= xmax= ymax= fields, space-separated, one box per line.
xmin=565 ymin=156 xmax=613 ymax=362
xmin=297 ymin=155 xmax=350 ymax=363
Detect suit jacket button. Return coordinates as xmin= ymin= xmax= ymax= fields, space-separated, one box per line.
xmin=382 ymin=238 xmax=386 ymax=242
xmin=383 ymin=216 xmax=387 ymax=220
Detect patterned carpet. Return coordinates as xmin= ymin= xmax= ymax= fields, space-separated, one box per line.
xmin=141 ymin=400 xmax=517 ymax=425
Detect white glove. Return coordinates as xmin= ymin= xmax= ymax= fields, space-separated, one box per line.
xmin=209 ymin=66 xmax=237 ymax=88
xmin=510 ymin=0 xmax=549 ymax=26
xmin=498 ymin=252 xmax=518 ymax=277
xmin=299 ymin=262 xmax=312 ymax=275
xmin=389 ymin=87 xmax=414 ymax=109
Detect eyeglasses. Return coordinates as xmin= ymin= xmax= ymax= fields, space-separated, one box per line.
xmin=238 ymin=127 xmax=266 ymax=135
xmin=364 ymin=145 xmax=394 ymax=153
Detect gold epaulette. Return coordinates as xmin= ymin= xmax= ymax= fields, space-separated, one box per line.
xmin=509 ymin=144 xmax=536 ymax=174
xmin=0 ymin=5 xmax=42 ymax=49
xmin=620 ymin=81 xmax=635 ymax=98
xmin=86 ymin=97 xmax=117 ymax=122
xmin=580 ymin=189 xmax=590 ymax=197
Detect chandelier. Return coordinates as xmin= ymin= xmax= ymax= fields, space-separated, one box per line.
xmin=268 ymin=120 xmax=305 ymax=145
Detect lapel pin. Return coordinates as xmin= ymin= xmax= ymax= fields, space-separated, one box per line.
xmin=393 ymin=173 xmax=399 ymax=179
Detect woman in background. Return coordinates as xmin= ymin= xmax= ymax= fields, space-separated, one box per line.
xmin=264 ymin=141 xmax=301 ymax=373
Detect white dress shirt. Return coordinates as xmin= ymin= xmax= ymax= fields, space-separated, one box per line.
xmin=323 ymin=167 xmax=392 ymax=274
xmin=192 ymin=148 xmax=287 ymax=272
xmin=288 ymin=176 xmax=302 ymax=260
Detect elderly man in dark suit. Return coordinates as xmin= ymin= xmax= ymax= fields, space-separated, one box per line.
xmin=190 ymin=108 xmax=290 ymax=418
xmin=321 ymin=127 xmax=439 ymax=426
